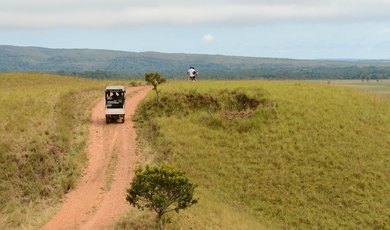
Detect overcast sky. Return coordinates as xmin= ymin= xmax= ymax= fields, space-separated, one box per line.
xmin=1 ymin=0 xmax=390 ymax=59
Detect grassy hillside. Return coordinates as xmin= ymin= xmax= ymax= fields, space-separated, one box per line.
xmin=2 ymin=73 xmax=390 ymax=229
xmin=129 ymin=80 xmax=390 ymax=229
xmin=0 ymin=73 xmax=143 ymax=229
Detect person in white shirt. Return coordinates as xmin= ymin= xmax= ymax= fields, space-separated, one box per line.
xmin=187 ymin=67 xmax=197 ymax=81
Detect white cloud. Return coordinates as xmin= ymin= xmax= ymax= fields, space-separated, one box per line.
xmin=1 ymin=0 xmax=390 ymax=29
xmin=202 ymin=34 xmax=215 ymax=42
xmin=377 ymin=28 xmax=390 ymax=35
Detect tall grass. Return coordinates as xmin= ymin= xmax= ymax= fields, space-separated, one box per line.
xmin=328 ymin=79 xmax=390 ymax=94
xmin=132 ymin=80 xmax=390 ymax=229
xmin=0 ymin=72 xmax=143 ymax=229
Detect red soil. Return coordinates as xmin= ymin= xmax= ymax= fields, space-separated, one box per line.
xmin=41 ymin=86 xmax=151 ymax=230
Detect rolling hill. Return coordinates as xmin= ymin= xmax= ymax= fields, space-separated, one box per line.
xmin=1 ymin=45 xmax=390 ymax=80
xmin=131 ymin=80 xmax=390 ymax=229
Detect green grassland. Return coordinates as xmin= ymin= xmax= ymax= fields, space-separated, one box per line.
xmin=0 ymin=73 xmax=143 ymax=229
xmin=129 ymin=80 xmax=390 ymax=229
xmin=329 ymin=79 xmax=390 ymax=95
xmin=2 ymin=73 xmax=390 ymax=230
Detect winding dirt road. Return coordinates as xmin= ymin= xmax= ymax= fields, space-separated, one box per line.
xmin=41 ymin=86 xmax=151 ymax=230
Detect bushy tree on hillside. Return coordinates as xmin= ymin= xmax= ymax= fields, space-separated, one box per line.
xmin=145 ymin=72 xmax=166 ymax=104
xmin=126 ymin=164 xmax=198 ymax=230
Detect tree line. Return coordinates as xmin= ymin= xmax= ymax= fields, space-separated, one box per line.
xmin=3 ymin=45 xmax=390 ymax=80
xmin=52 ymin=65 xmax=390 ymax=81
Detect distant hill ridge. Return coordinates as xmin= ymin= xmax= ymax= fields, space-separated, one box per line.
xmin=1 ymin=45 xmax=390 ymax=80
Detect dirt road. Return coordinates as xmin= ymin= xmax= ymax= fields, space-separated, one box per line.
xmin=41 ymin=86 xmax=151 ymax=230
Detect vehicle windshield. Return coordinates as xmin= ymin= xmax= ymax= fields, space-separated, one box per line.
xmin=105 ymin=87 xmax=125 ymax=108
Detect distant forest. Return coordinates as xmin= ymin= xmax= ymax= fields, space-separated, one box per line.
xmin=1 ymin=45 xmax=390 ymax=80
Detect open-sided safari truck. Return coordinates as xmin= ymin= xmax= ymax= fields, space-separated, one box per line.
xmin=105 ymin=86 xmax=126 ymax=123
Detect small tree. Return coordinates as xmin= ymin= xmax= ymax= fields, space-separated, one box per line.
xmin=126 ymin=165 xmax=198 ymax=230
xmin=145 ymin=72 xmax=166 ymax=104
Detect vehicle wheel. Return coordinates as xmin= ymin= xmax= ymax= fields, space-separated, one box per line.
xmin=122 ymin=115 xmax=125 ymax=123
xmin=106 ymin=118 xmax=109 ymax=124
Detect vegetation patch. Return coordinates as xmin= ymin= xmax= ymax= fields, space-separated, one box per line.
xmin=136 ymin=84 xmax=274 ymax=123
xmin=134 ymin=80 xmax=390 ymax=229
xmin=0 ymin=72 xmax=143 ymax=229
xmin=221 ymin=110 xmax=254 ymax=120
xmin=104 ymin=152 xmax=118 ymax=191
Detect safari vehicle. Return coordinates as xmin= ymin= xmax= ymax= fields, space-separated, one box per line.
xmin=105 ymin=85 xmax=126 ymax=123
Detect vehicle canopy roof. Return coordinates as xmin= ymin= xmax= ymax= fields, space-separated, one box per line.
xmin=105 ymin=85 xmax=126 ymax=93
